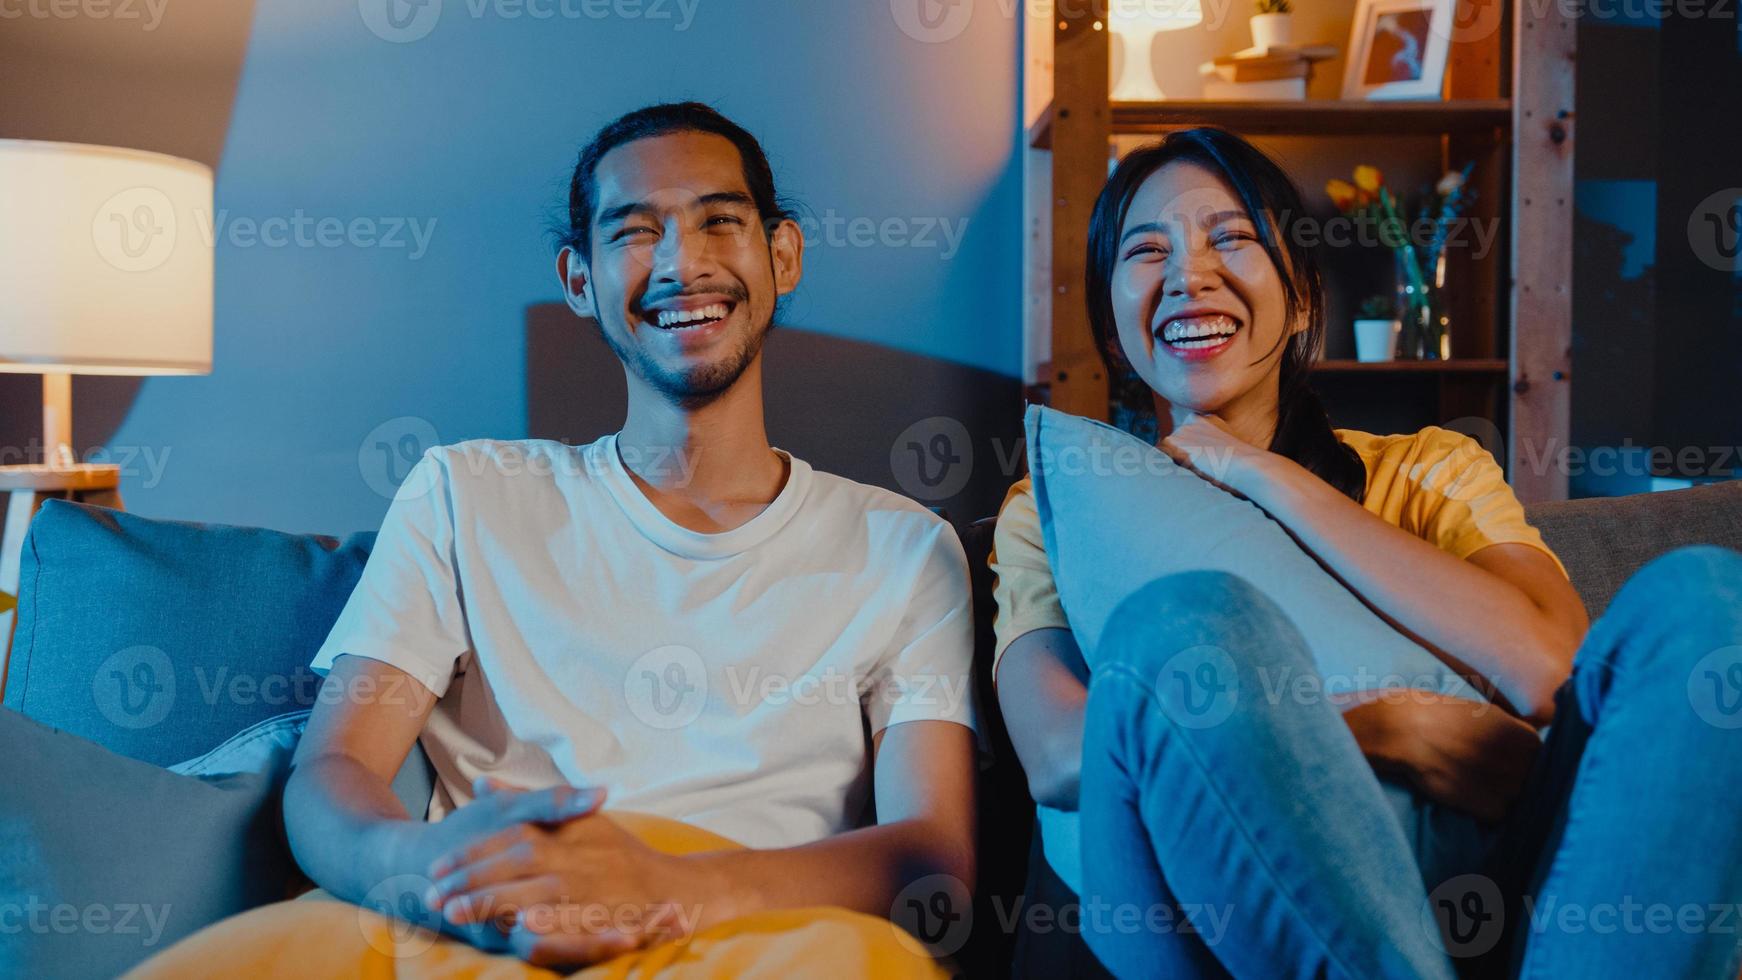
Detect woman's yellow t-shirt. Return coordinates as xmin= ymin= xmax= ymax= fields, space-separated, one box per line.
xmin=988 ymin=425 xmax=1569 ymax=676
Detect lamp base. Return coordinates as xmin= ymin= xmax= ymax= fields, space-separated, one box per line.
xmin=1111 ymin=27 xmax=1169 ymax=101
xmin=39 ymin=372 xmax=75 ymax=468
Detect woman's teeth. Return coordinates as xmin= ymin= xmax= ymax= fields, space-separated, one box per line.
xmin=1160 ymin=314 xmax=1239 ymax=348
xmin=655 ymin=304 xmax=729 ymax=329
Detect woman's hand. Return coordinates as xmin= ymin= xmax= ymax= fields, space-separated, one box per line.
xmin=1158 ymin=410 xmax=1289 ymax=495
xmin=1344 ymin=694 xmax=1543 ymax=824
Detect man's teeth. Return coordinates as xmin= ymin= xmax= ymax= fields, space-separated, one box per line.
xmin=655 ymin=304 xmax=730 ymax=328
xmin=1160 ymin=314 xmax=1239 ymax=347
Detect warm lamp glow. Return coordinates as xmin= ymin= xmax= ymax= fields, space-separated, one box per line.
xmin=1111 ymin=0 xmax=1205 ymax=101
xmin=0 ymin=140 xmax=213 ymax=462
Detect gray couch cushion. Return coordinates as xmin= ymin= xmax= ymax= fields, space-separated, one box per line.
xmin=1526 ymin=481 xmax=1742 ymax=618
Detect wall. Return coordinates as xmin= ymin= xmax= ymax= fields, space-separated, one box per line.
xmin=1 ymin=0 xmax=1027 ymax=534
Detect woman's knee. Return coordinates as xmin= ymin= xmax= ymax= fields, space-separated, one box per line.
xmin=1095 ymin=570 xmax=1308 ymax=678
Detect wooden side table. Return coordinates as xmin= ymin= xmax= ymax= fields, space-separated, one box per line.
xmin=0 ymin=464 xmax=123 ymax=699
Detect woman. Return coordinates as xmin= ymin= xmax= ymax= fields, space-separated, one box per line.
xmin=990 ymin=127 xmax=1742 ymax=978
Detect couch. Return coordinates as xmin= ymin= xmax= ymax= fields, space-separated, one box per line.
xmin=4 ymin=479 xmax=1740 ymax=978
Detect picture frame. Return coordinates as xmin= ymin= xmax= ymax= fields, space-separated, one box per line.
xmin=1339 ymin=0 xmax=1455 ymax=100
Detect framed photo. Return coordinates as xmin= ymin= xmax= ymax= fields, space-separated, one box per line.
xmin=1340 ymin=0 xmax=1454 ymax=100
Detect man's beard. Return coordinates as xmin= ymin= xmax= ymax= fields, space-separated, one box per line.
xmin=605 ymin=316 xmax=772 ymax=410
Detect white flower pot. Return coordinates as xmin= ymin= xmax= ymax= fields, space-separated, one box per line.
xmin=1353 ymin=319 xmax=1400 ymax=362
xmin=1249 ymin=12 xmax=1293 ymax=50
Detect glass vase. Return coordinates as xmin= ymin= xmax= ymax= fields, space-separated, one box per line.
xmin=1394 ymin=249 xmax=1451 ymax=360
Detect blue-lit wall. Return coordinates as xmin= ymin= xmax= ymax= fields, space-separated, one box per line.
xmin=4 ymin=0 xmax=1024 ymax=534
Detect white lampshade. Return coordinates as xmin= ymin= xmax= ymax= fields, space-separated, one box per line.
xmin=1111 ymin=0 xmax=1206 ymax=101
xmin=0 ymin=140 xmax=213 ymax=376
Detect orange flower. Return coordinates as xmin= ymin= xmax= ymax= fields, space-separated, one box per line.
xmin=1353 ymin=165 xmax=1384 ymax=193
xmin=1326 ymin=178 xmax=1358 ymax=211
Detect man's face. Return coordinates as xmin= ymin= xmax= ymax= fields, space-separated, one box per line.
xmin=562 ymin=131 xmax=802 ymax=406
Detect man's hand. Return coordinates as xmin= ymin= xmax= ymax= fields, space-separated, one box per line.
xmin=1344 ymin=694 xmax=1543 ymax=824
xmin=422 ymin=783 xmax=725 ymax=968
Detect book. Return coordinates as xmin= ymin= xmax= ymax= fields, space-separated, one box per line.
xmin=1199 ymin=77 xmax=1309 ymax=101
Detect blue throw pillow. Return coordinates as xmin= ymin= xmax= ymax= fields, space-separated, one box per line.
xmin=1022 ymin=405 xmax=1492 ymax=893
xmin=3 ymin=500 xmax=376 ymax=767
xmin=0 ymin=707 xmax=299 ymax=979
xmin=1026 ymin=404 xmax=1483 ymax=700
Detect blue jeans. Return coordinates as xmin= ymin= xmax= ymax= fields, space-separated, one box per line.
xmin=1078 ymin=546 xmax=1742 ymax=979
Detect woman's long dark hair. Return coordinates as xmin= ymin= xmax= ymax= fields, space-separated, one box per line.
xmin=1085 ymin=127 xmax=1367 ymax=503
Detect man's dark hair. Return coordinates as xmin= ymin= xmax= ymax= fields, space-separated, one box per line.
xmin=559 ymin=101 xmax=796 ymax=263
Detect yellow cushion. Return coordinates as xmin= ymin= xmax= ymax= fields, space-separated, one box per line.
xmin=122 ymin=812 xmax=946 ymax=980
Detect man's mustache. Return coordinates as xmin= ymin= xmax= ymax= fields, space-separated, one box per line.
xmin=635 ymin=284 xmax=749 ymax=315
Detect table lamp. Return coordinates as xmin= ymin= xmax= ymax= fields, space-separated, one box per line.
xmin=1111 ymin=0 xmax=1207 ymax=101
xmin=0 ymin=139 xmax=213 ymax=467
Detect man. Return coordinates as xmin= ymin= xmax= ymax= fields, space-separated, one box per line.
xmin=279 ymin=102 xmax=978 ymax=969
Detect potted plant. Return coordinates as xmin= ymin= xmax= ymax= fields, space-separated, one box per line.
xmin=1251 ymin=0 xmax=1294 ymax=50
xmin=1326 ymin=163 xmax=1476 ymax=360
xmin=1353 ymin=294 xmax=1399 ymax=362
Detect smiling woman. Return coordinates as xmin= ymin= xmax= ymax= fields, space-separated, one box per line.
xmin=1083 ymin=127 xmax=1368 ymax=503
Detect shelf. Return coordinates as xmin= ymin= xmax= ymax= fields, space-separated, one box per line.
xmin=1312 ymin=359 xmax=1510 ymax=374
xmin=1029 ymin=99 xmax=1513 ymax=149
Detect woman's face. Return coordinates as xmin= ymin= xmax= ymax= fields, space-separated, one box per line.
xmin=1110 ymin=160 xmax=1304 ymax=417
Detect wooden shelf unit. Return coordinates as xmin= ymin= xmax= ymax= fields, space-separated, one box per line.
xmin=1023 ymin=0 xmax=1575 ymax=501
xmin=1313 ymin=359 xmax=1511 ymax=374
xmin=1029 ymin=98 xmax=1515 ymax=147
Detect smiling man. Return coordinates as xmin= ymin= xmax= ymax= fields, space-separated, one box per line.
xmin=259 ymin=103 xmax=979 ymax=972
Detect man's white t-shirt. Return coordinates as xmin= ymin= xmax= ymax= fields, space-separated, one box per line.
xmin=310 ymin=434 xmax=976 ymax=849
